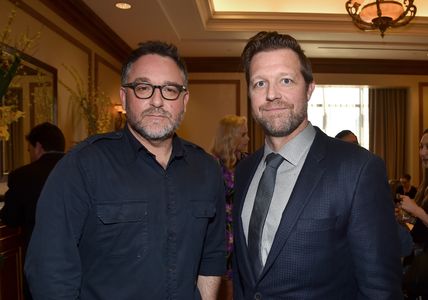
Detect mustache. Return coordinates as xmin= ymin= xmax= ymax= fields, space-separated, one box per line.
xmin=260 ymin=100 xmax=294 ymax=111
xmin=141 ymin=107 xmax=171 ymax=118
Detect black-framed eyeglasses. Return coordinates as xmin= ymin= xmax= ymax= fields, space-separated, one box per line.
xmin=122 ymin=82 xmax=187 ymax=101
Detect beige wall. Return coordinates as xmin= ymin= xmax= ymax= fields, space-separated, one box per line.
xmin=177 ymin=73 xmax=248 ymax=152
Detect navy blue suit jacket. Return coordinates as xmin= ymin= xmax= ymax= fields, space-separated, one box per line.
xmin=233 ymin=128 xmax=403 ymax=300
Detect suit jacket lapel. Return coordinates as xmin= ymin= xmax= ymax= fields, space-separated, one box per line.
xmin=235 ymin=148 xmax=264 ymax=284
xmin=260 ymin=129 xmax=328 ymax=279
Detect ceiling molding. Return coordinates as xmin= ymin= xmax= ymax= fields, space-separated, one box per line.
xmin=185 ymin=57 xmax=428 ymax=75
xmin=38 ymin=0 xmax=132 ymax=63
xmin=25 ymin=0 xmax=428 ymax=75
xmin=196 ymin=0 xmax=428 ymax=35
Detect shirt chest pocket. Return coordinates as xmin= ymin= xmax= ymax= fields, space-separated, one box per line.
xmin=190 ymin=201 xmax=216 ymax=236
xmin=96 ymin=201 xmax=148 ymax=257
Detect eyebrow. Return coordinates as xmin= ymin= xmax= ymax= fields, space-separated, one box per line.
xmin=131 ymin=77 xmax=150 ymax=83
xmin=130 ymin=77 xmax=184 ymax=86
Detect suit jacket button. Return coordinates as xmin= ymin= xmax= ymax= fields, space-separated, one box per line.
xmin=254 ymin=292 xmax=262 ymax=300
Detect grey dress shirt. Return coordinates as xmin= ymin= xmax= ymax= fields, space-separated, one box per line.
xmin=242 ymin=123 xmax=316 ymax=265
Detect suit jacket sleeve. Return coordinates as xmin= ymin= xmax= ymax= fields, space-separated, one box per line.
xmin=348 ymin=155 xmax=403 ymax=299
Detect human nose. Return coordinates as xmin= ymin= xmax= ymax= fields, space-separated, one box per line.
xmin=149 ymin=87 xmax=164 ymax=107
xmin=266 ymin=83 xmax=280 ymax=101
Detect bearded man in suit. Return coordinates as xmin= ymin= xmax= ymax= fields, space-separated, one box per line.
xmin=232 ymin=31 xmax=403 ymax=299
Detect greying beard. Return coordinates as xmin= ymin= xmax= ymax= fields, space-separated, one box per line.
xmin=254 ymin=102 xmax=307 ymax=137
xmin=130 ymin=109 xmax=185 ymax=141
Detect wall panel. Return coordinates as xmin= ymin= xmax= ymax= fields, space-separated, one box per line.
xmin=177 ymin=79 xmax=241 ymax=152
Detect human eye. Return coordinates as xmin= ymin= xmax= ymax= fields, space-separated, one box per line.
xmin=131 ymin=83 xmax=152 ymax=98
xmin=280 ymin=77 xmax=294 ymax=85
xmin=252 ymin=80 xmax=266 ymax=89
xmin=135 ymin=83 xmax=151 ymax=92
xmin=163 ymin=85 xmax=179 ymax=94
xmin=161 ymin=85 xmax=180 ymax=99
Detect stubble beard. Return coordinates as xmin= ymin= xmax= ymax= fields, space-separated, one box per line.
xmin=128 ymin=107 xmax=185 ymax=141
xmin=253 ymin=101 xmax=307 ymax=137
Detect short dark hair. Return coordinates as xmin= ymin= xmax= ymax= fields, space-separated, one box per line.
xmin=335 ymin=130 xmax=355 ymax=139
xmin=241 ymin=31 xmax=313 ymax=87
xmin=121 ymin=40 xmax=188 ymax=85
xmin=401 ymin=173 xmax=411 ymax=181
xmin=26 ymin=122 xmax=65 ymax=152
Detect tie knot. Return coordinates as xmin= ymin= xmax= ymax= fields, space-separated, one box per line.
xmin=265 ymin=153 xmax=284 ymax=170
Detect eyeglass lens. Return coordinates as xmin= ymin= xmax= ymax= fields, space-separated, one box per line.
xmin=133 ymin=83 xmax=181 ymax=100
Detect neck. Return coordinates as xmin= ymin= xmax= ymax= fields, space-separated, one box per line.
xmin=265 ymin=119 xmax=308 ymax=152
xmin=128 ymin=125 xmax=173 ymax=169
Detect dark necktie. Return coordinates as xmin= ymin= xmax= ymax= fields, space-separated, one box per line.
xmin=248 ymin=152 xmax=284 ymax=277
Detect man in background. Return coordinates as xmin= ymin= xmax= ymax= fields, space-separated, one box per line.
xmin=233 ymin=31 xmax=402 ymax=299
xmin=335 ymin=129 xmax=359 ymax=144
xmin=397 ymin=173 xmax=417 ymax=199
xmin=0 ymin=122 xmax=65 ymax=300
xmin=25 ymin=41 xmax=226 ymax=300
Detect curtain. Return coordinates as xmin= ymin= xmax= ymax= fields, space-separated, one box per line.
xmin=369 ymin=88 xmax=407 ymax=180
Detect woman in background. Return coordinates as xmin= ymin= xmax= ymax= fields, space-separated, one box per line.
xmin=399 ymin=128 xmax=428 ymax=299
xmin=211 ymin=115 xmax=249 ymax=299
xmin=400 ymin=129 xmax=428 ymax=240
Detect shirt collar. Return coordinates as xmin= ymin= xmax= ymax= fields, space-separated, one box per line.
xmin=264 ymin=122 xmax=316 ymax=166
xmin=124 ymin=125 xmax=186 ymax=161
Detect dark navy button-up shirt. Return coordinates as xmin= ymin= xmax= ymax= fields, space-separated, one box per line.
xmin=25 ymin=127 xmax=226 ymax=300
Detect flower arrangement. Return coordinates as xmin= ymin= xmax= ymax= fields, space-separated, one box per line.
xmin=60 ymin=65 xmax=113 ymax=136
xmin=0 ymin=9 xmax=40 ymax=140
xmin=0 ymin=105 xmax=24 ymax=140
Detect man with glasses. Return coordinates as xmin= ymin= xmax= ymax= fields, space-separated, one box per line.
xmin=25 ymin=41 xmax=226 ymax=300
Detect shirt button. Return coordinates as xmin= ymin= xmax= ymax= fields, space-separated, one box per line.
xmin=254 ymin=292 xmax=262 ymax=300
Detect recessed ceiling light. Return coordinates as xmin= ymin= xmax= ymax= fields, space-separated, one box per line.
xmin=115 ymin=2 xmax=131 ymax=10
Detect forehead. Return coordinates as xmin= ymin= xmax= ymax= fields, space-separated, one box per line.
xmin=249 ymin=49 xmax=301 ymax=76
xmin=420 ymin=133 xmax=428 ymax=144
xmin=127 ymin=54 xmax=183 ymax=82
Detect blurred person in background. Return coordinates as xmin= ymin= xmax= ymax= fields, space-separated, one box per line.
xmin=397 ymin=173 xmax=417 ymax=199
xmin=211 ymin=115 xmax=249 ymax=299
xmin=0 ymin=122 xmax=65 ymax=300
xmin=398 ymin=129 xmax=428 ymax=299
xmin=335 ymin=129 xmax=359 ymax=145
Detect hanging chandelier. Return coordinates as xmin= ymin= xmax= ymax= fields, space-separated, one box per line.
xmin=345 ymin=0 xmax=417 ymax=37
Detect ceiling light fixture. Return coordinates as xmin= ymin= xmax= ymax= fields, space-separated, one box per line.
xmin=115 ymin=2 xmax=132 ymax=10
xmin=345 ymin=0 xmax=416 ymax=38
